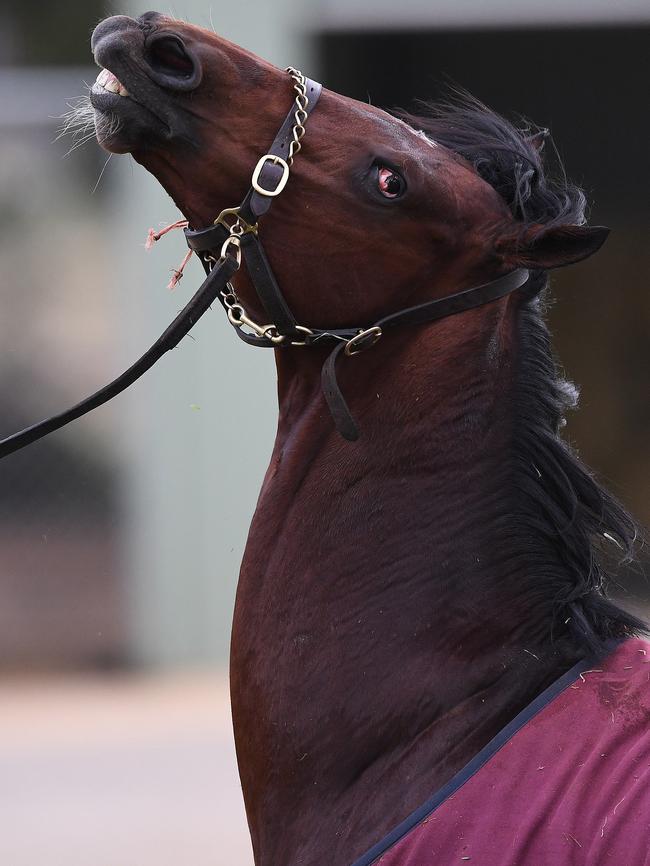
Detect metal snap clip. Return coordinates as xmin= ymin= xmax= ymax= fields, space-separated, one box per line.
xmin=220 ymin=235 xmax=242 ymax=268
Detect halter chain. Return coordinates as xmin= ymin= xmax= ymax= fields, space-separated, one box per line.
xmin=204 ymin=67 xmax=317 ymax=348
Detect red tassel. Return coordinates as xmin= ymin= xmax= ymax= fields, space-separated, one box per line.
xmin=144 ymin=219 xmax=189 ymax=250
xmin=143 ymin=217 xmax=193 ymax=289
xmin=145 ymin=228 xmax=157 ymax=250
xmin=167 ymin=249 xmax=194 ymax=290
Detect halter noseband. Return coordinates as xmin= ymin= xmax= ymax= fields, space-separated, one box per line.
xmin=0 ymin=69 xmax=539 ymax=459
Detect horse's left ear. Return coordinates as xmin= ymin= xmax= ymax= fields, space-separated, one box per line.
xmin=499 ymin=224 xmax=610 ymax=270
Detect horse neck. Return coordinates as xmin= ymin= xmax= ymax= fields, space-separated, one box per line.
xmin=261 ymin=298 xmax=533 ymax=628
xmin=231 ymin=298 xmax=579 ymax=865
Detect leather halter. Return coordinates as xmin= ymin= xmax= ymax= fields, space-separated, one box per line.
xmin=0 ymin=70 xmax=541 ymax=459
xmin=183 ymin=71 xmax=538 ymax=441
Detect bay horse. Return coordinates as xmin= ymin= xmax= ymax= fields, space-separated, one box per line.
xmin=34 ymin=11 xmax=650 ymax=865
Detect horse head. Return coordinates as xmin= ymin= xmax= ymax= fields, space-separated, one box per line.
xmin=90 ymin=11 xmax=607 ymax=340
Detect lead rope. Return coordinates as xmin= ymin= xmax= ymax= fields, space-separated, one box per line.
xmin=0 ymin=69 xmax=317 ymax=460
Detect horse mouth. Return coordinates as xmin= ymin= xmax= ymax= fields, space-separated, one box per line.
xmin=90 ymin=15 xmax=202 ymax=153
xmin=91 ymin=69 xmax=131 ymax=104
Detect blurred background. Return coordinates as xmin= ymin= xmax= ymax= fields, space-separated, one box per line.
xmin=0 ymin=1 xmax=648 ymax=863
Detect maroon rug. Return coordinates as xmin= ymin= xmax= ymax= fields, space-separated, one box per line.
xmin=354 ymin=637 xmax=650 ymax=865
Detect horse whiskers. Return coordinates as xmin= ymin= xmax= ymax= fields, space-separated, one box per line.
xmin=63 ymin=131 xmax=103 ymax=158
xmin=56 ymin=94 xmax=123 ymax=158
xmin=101 ymin=112 xmax=123 ymax=142
xmin=56 ymin=94 xmax=95 ymax=142
xmin=57 ymin=123 xmax=97 ymax=152
xmin=91 ymin=153 xmax=113 ymax=195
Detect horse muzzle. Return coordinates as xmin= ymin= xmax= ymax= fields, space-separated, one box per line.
xmin=92 ymin=13 xmax=202 ymax=92
xmin=90 ymin=12 xmax=202 ymax=151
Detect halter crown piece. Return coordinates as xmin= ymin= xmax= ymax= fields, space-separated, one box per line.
xmin=0 ymin=69 xmax=538 ymax=459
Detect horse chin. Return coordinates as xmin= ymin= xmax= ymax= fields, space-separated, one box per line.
xmin=91 ymin=95 xmax=168 ymax=155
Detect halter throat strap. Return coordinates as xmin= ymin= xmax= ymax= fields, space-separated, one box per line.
xmin=320 ymin=267 xmax=536 ymax=440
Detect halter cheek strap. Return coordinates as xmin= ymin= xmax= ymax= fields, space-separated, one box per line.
xmin=185 ymin=73 xmax=323 ymax=264
xmin=0 ymin=68 xmax=541 ymax=460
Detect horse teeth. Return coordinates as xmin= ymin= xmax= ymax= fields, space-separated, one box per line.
xmin=95 ymin=70 xmax=129 ymax=97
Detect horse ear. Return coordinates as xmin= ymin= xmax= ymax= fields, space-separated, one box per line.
xmin=526 ymin=128 xmax=549 ymax=152
xmin=499 ymin=224 xmax=610 ymax=270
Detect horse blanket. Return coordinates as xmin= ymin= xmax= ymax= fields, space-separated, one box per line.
xmin=353 ymin=638 xmax=650 ymax=865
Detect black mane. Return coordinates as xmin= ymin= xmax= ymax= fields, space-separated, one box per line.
xmin=400 ymin=91 xmax=585 ymax=228
xmin=404 ymin=94 xmax=646 ymax=654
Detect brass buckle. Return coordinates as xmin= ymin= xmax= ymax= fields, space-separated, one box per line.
xmin=213 ymin=207 xmax=258 ymax=235
xmin=251 ymin=155 xmax=290 ymax=197
xmin=344 ymin=326 xmax=382 ymax=357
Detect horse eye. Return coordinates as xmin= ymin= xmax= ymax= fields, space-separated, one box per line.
xmin=377 ymin=166 xmax=405 ymax=198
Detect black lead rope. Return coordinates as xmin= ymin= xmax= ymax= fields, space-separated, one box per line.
xmin=0 ymin=71 xmax=322 ymax=462
xmin=0 ymin=67 xmax=542 ymax=459
xmin=0 ymin=255 xmax=239 ymax=460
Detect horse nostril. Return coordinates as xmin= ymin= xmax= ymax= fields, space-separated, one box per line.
xmin=147 ymin=34 xmax=196 ymax=79
xmin=143 ymin=32 xmax=202 ymax=91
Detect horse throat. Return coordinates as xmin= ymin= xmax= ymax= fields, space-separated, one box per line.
xmin=230 ymin=302 xmax=581 ymax=865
